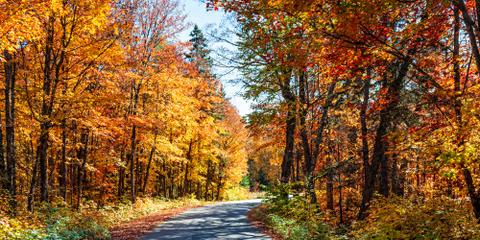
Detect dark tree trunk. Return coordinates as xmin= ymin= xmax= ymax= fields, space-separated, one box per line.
xmin=298 ymin=71 xmax=312 ymax=174
xmin=0 ymin=114 xmax=6 ymax=191
xmin=163 ymin=160 xmax=167 ymax=198
xmin=143 ymin=145 xmax=156 ymax=195
xmin=118 ymin=149 xmax=125 ymax=198
xmin=4 ymin=50 xmax=16 ymax=212
xmin=77 ymin=131 xmax=89 ymax=209
xmin=358 ymin=60 xmax=411 ymax=220
xmin=129 ymin=125 xmax=137 ymax=204
xmin=98 ymin=166 xmax=108 ymax=208
xmin=28 ymin=146 xmax=39 ymax=212
xmin=455 ymin=0 xmax=480 ymax=74
xmin=280 ymin=97 xmax=296 ymax=184
xmin=326 ymin=168 xmax=334 ymax=210
xmin=308 ymin=81 xmax=336 ymax=204
xmin=127 ymin=76 xmax=141 ymax=204
xmin=205 ymin=160 xmax=212 ymax=201
xmin=196 ymin=182 xmax=201 ymax=200
xmin=169 ymin=165 xmax=173 ymax=199
xmin=295 ymin=147 xmax=301 ymax=182
xmin=391 ymin=154 xmax=402 ymax=197
xmin=453 ymin=6 xmax=480 ymax=220
xmin=339 ymin=173 xmax=344 ymax=224
xmin=70 ymin=153 xmax=75 ymax=205
xmin=39 ymin=18 xmax=55 ymax=203
xmin=135 ymin=156 xmax=141 ymax=194
xmin=360 ymin=68 xmax=371 ymax=201
xmin=38 ymin=112 xmax=50 ymax=203
xmin=278 ymin=69 xmax=296 ymax=190
xmin=182 ymin=140 xmax=193 ymax=197
xmin=379 ymin=143 xmax=390 ymax=197
xmin=310 ymin=81 xmax=337 ymax=174
xmin=216 ymin=176 xmax=223 ymax=200
xmin=60 ymin=119 xmax=67 ymax=200
xmin=182 ymin=163 xmax=189 ymax=198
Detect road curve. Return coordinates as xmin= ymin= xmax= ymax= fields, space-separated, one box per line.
xmin=141 ymin=199 xmax=271 ymax=240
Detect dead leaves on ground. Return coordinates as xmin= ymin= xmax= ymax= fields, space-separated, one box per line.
xmin=109 ymin=204 xmax=207 ymax=240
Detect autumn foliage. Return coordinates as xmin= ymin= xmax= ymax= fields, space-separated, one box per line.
xmin=206 ymin=0 xmax=480 ymax=238
xmin=0 ymin=0 xmax=251 ymax=237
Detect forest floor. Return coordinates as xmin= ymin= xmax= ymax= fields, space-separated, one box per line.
xmin=1 ymin=191 xmax=261 ymax=239
xmin=247 ymin=204 xmax=284 ymax=240
xmin=0 ymin=198 xmax=212 ymax=239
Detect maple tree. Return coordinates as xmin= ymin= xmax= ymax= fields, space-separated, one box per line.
xmin=0 ymin=1 xmax=250 ymax=227
xmin=206 ymin=0 xmax=480 ymax=237
xmin=6 ymin=0 xmax=480 ymax=238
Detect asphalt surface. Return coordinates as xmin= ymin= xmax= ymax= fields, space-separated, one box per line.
xmin=141 ymin=199 xmax=271 ymax=240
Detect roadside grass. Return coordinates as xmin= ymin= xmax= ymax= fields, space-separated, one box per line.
xmin=249 ymin=183 xmax=480 ymax=240
xmin=248 ymin=202 xmax=349 ymax=240
xmin=0 ymin=197 xmax=209 ymax=240
xmin=0 ymin=186 xmax=255 ymax=240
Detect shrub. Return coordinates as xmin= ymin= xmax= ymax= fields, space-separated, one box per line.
xmin=0 ymin=196 xmax=205 ymax=240
xmin=351 ymin=195 xmax=480 ymax=239
xmin=222 ymin=186 xmax=252 ymax=201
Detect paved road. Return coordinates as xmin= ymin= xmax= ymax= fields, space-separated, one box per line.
xmin=142 ymin=199 xmax=271 ymax=240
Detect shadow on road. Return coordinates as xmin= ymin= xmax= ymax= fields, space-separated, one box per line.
xmin=141 ymin=199 xmax=270 ymax=240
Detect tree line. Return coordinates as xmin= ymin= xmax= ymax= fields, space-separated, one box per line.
xmin=210 ymin=0 xmax=480 ymax=223
xmin=0 ymin=0 xmax=249 ymax=214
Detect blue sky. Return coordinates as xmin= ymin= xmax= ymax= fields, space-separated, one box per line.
xmin=178 ymin=0 xmax=253 ymax=117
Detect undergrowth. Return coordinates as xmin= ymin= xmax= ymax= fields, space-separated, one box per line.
xmin=252 ymin=183 xmax=480 ymax=240
xmin=0 ymin=185 xmax=255 ymax=239
xmin=0 ymin=197 xmax=206 ymax=240
xmin=223 ymin=185 xmax=256 ymax=201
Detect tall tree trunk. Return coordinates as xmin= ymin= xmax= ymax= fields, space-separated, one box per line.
xmin=70 ymin=155 xmax=75 ymax=205
xmin=358 ymin=60 xmax=411 ymax=220
xmin=391 ymin=154 xmax=404 ymax=197
xmin=196 ymin=181 xmax=201 ymax=200
xmin=118 ymin=149 xmax=125 ymax=198
xmin=4 ymin=50 xmax=16 ymax=212
xmin=143 ymin=132 xmax=157 ymax=195
xmin=216 ymin=176 xmax=223 ymax=200
xmin=60 ymin=119 xmax=67 ymax=200
xmin=295 ymin=147 xmax=301 ymax=182
xmin=339 ymin=173 xmax=344 ymax=224
xmin=143 ymin=145 xmax=156 ymax=195
xmin=360 ymin=67 xmax=371 ymax=201
xmin=182 ymin=163 xmax=189 ymax=198
xmin=0 ymin=113 xmax=6 ymax=190
xmin=39 ymin=19 xmax=54 ymax=203
xmin=28 ymin=146 xmax=39 ymax=212
xmin=378 ymin=143 xmax=390 ymax=197
xmin=182 ymin=140 xmax=193 ymax=197
xmin=205 ymin=160 xmax=211 ymax=201
xmin=129 ymin=125 xmax=137 ymax=204
xmin=278 ymin=69 xmax=296 ymax=189
xmin=455 ymin=0 xmax=480 ymax=74
xmin=168 ymin=165 xmax=173 ymax=199
xmin=135 ymin=156 xmax=141 ymax=194
xmin=453 ymin=6 xmax=480 ymax=219
xmin=128 ymin=80 xmax=141 ymax=204
xmin=308 ymin=81 xmax=336 ymax=204
xmin=77 ymin=131 xmax=89 ymax=209
xmin=98 ymin=166 xmax=108 ymax=208
xmin=298 ymin=71 xmax=312 ymax=174
xmin=163 ymin=160 xmax=167 ymax=199
xmin=280 ymin=96 xmax=296 ymax=184
xmin=326 ymin=168 xmax=334 ymax=210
